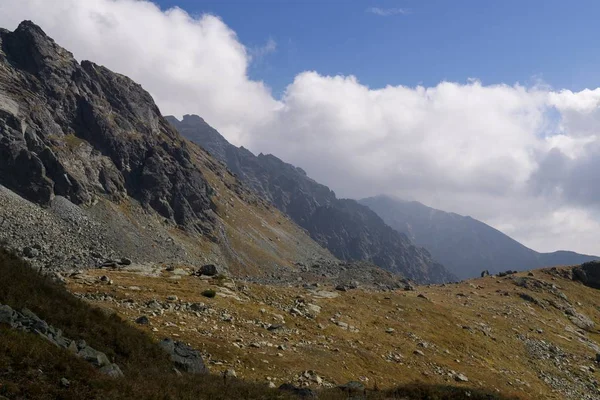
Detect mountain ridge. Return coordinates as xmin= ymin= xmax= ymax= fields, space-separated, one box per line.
xmin=359 ymin=195 xmax=599 ymax=279
xmin=166 ymin=114 xmax=456 ymax=284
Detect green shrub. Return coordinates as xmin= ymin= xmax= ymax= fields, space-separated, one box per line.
xmin=201 ymin=289 xmax=217 ymax=298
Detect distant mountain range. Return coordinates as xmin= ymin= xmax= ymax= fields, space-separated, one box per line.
xmin=167 ymin=115 xmax=456 ymax=284
xmin=360 ymin=195 xmax=599 ymax=279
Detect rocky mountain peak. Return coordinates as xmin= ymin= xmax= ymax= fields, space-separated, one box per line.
xmin=0 ymin=21 xmax=216 ymax=234
xmin=1 ymin=20 xmax=77 ymax=77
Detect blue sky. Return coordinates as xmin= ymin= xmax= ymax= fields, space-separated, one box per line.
xmin=154 ymin=0 xmax=600 ymax=97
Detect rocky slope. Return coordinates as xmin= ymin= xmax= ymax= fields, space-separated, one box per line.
xmin=360 ymin=195 xmax=599 ymax=280
xmin=0 ymin=21 xmax=349 ymax=281
xmin=68 ymin=260 xmax=600 ymax=400
xmin=166 ymin=115 xmax=455 ymax=284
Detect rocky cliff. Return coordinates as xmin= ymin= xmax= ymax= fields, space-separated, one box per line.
xmin=0 ymin=21 xmax=216 ymax=234
xmin=167 ymin=115 xmax=456 ymax=284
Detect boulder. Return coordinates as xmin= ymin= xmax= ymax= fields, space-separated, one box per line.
xmin=0 ymin=304 xmax=16 ymax=326
xmin=99 ymin=363 xmax=124 ymax=378
xmin=199 ymin=264 xmax=218 ymax=276
xmin=158 ymin=338 xmax=208 ymax=374
xmin=77 ymin=346 xmax=111 ymax=368
xmin=573 ymin=261 xmax=600 ymax=289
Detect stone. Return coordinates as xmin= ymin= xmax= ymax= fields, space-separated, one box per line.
xmin=481 ymin=270 xmax=490 ymax=277
xmin=455 ymin=373 xmax=469 ymax=382
xmin=199 ymin=264 xmax=218 ymax=276
xmin=135 ymin=315 xmax=150 ymax=325
xmin=60 ymin=378 xmax=70 ymax=388
xmin=224 ymin=368 xmax=237 ymax=378
xmin=77 ymin=346 xmax=111 ymax=368
xmin=385 ymin=327 xmax=395 ymax=334
xmin=99 ymin=363 xmax=124 ymax=378
xmin=118 ymin=258 xmax=132 ymax=266
xmin=23 ymin=246 xmax=39 ymax=258
xmin=0 ymin=304 xmax=15 ymax=326
xmin=158 ymin=338 xmax=208 ymax=374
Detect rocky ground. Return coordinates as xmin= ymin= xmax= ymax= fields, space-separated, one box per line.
xmin=65 ymin=264 xmax=600 ymax=400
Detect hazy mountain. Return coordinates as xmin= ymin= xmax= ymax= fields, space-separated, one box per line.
xmin=360 ymin=195 xmax=599 ymax=279
xmin=167 ymin=115 xmax=456 ymax=284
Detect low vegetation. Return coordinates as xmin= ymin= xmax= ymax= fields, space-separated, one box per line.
xmin=0 ymin=248 xmax=520 ymax=399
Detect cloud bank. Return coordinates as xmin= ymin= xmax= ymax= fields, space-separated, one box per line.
xmin=1 ymin=0 xmax=599 ymax=255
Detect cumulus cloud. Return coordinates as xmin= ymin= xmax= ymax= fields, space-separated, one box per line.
xmin=0 ymin=0 xmax=280 ymax=144
xmin=0 ymin=0 xmax=599 ymax=255
xmin=366 ymin=7 xmax=410 ymax=16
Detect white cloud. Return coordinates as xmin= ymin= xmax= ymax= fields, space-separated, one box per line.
xmin=250 ymin=37 xmax=277 ymax=61
xmin=0 ymin=0 xmax=599 ymax=256
xmin=366 ymin=7 xmax=410 ymax=16
xmin=0 ymin=0 xmax=280 ymax=144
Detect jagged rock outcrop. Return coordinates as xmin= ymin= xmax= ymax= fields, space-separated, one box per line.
xmin=0 ymin=21 xmax=215 ymax=234
xmin=573 ymin=261 xmax=600 ymax=289
xmin=167 ymin=115 xmax=456 ymax=284
xmin=0 ymin=303 xmax=123 ymax=377
xmin=360 ymin=195 xmax=599 ymax=279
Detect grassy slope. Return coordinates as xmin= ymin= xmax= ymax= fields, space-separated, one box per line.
xmin=65 ymin=263 xmax=600 ymax=400
xmin=0 ymin=249 xmax=515 ymax=399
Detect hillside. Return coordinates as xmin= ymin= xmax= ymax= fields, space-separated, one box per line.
xmin=360 ymin=195 xmax=599 ymax=280
xmin=0 ymin=247 xmax=518 ymax=399
xmin=64 ymin=255 xmax=600 ymax=400
xmin=166 ymin=114 xmax=455 ymax=284
xmin=0 ymin=20 xmax=354 ymax=282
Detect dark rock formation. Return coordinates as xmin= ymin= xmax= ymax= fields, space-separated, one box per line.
xmin=360 ymin=195 xmax=599 ymax=279
xmin=167 ymin=115 xmax=455 ymax=284
xmin=0 ymin=21 xmax=215 ymax=234
xmin=573 ymin=261 xmax=600 ymax=289
xmin=0 ymin=303 xmax=123 ymax=377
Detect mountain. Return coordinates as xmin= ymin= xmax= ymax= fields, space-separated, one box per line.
xmin=166 ymin=115 xmax=456 ymax=284
xmin=359 ymin=195 xmax=599 ymax=279
xmin=0 ymin=20 xmax=346 ymax=280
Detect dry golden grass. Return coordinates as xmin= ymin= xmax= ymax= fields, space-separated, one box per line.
xmin=0 ymin=248 xmax=516 ymax=400
xmin=65 ymin=265 xmax=600 ymax=400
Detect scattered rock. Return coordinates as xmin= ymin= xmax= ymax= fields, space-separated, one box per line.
xmin=455 ymin=373 xmax=469 ymax=382
xmin=135 ymin=316 xmax=150 ymax=325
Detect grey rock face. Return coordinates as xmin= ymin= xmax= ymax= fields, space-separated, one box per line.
xmin=0 ymin=21 xmax=215 ymax=235
xmin=0 ymin=303 xmax=123 ymax=377
xmin=158 ymin=338 xmax=208 ymax=374
xmin=167 ymin=115 xmax=455 ymax=284
xmin=573 ymin=261 xmax=600 ymax=289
